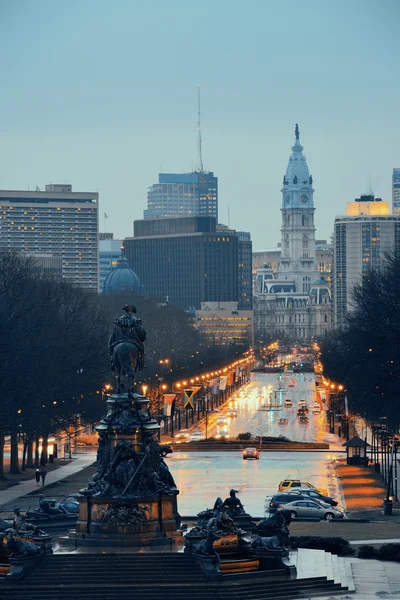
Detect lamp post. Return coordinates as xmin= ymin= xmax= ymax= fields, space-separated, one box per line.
xmin=205 ymin=391 xmax=210 ymax=441
xmin=101 ymin=383 xmax=112 ymax=403
xmin=329 ymin=384 xmax=336 ymax=434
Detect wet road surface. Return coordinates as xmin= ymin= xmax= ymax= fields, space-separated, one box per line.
xmin=168 ymin=449 xmax=344 ymax=517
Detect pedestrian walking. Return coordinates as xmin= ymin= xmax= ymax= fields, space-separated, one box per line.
xmin=35 ymin=469 xmax=40 ymax=485
xmin=40 ymin=467 xmax=47 ymax=486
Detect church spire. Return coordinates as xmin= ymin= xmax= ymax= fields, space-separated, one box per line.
xmin=295 ymin=123 xmax=299 ymax=141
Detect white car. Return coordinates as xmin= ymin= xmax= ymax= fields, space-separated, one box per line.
xmin=190 ymin=431 xmax=204 ymax=442
xmin=174 ymin=429 xmax=190 ymax=443
xmin=312 ymin=403 xmax=321 ymax=413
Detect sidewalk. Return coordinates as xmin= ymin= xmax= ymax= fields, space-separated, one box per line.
xmin=0 ymin=453 xmax=96 ymax=509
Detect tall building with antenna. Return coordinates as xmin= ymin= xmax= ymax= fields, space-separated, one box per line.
xmin=144 ymin=86 xmax=218 ymax=221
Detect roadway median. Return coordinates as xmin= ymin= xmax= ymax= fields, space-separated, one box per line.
xmin=171 ymin=440 xmax=329 ymax=451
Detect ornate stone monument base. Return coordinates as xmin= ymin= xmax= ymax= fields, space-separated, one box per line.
xmin=61 ymin=390 xmax=182 ymax=549
xmin=66 ymin=494 xmax=182 ymax=547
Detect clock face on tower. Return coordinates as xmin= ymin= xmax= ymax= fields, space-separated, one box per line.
xmin=300 ymin=194 xmax=308 ymax=204
xmin=285 ymin=194 xmax=290 ymax=204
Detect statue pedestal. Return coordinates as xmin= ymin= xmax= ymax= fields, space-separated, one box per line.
xmin=69 ymin=494 xmax=181 ymax=547
xmin=248 ymin=548 xmax=296 ymax=577
xmin=61 ymin=392 xmax=182 ymax=549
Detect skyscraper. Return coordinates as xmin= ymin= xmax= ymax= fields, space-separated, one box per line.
xmin=144 ymin=172 xmax=218 ymax=221
xmin=392 ymin=168 xmax=400 ymax=214
xmin=124 ymin=216 xmax=238 ymax=309
xmin=334 ymin=194 xmax=400 ymax=324
xmin=0 ymin=184 xmax=99 ymax=290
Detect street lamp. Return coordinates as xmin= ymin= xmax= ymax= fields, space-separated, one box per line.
xmin=142 ymin=384 xmax=148 ymax=396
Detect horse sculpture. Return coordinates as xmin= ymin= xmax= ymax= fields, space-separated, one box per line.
xmin=108 ymin=305 xmax=146 ymax=394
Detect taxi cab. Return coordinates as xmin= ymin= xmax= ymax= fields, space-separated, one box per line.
xmin=278 ymin=479 xmax=328 ymax=496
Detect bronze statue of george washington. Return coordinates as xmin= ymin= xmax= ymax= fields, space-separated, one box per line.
xmin=108 ymin=304 xmax=146 ymax=394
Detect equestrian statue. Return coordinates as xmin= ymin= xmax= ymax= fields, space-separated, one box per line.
xmin=108 ymin=304 xmax=146 ymax=394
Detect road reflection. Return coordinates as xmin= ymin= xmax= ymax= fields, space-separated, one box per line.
xmin=207 ymin=372 xmax=332 ymax=444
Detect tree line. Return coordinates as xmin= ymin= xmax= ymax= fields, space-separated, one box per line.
xmin=0 ymin=253 xmax=249 ymax=477
xmin=320 ymin=253 xmax=400 ymax=430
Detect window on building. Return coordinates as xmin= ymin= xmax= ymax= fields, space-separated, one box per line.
xmin=302 ymin=215 xmax=308 ymax=226
xmin=303 ymin=276 xmax=311 ymax=294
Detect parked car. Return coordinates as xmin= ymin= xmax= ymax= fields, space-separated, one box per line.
xmin=159 ymin=444 xmax=173 ymax=457
xmin=294 ymin=488 xmax=338 ymax=507
xmin=189 ymin=431 xmax=204 ymax=442
xmin=278 ymin=479 xmax=328 ymax=496
xmin=278 ymin=418 xmax=288 ymax=425
xmin=174 ymin=429 xmax=190 ymax=443
xmin=268 ymin=492 xmax=307 ymax=513
xmin=277 ymin=499 xmax=344 ymax=521
xmin=242 ymin=447 xmax=259 ymax=460
xmin=283 ymin=399 xmax=293 ymax=408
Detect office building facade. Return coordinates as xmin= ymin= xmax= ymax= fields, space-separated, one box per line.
xmin=194 ymin=302 xmax=254 ymax=348
xmin=99 ymin=235 xmax=123 ymax=291
xmin=30 ymin=253 xmax=63 ymax=279
xmin=393 ymin=168 xmax=400 ymax=214
xmin=237 ymin=231 xmax=253 ymax=310
xmin=0 ymin=184 xmax=99 ymax=290
xmin=144 ymin=172 xmax=218 ymax=221
xmin=334 ymin=194 xmax=400 ymax=324
xmin=124 ymin=216 xmax=238 ymax=310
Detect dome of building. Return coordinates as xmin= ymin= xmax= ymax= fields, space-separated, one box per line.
xmin=103 ymin=256 xmax=142 ymax=294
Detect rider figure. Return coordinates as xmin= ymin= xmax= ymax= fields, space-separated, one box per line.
xmin=108 ymin=305 xmax=146 ymax=372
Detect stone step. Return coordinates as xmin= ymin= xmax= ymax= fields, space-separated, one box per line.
xmin=0 ymin=582 xmax=347 ymax=600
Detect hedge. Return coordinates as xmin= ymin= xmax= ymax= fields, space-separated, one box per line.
xmin=290 ymin=536 xmax=355 ymax=556
xmin=358 ymin=543 xmax=400 ymax=562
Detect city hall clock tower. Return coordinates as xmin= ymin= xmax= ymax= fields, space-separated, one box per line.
xmin=280 ymin=124 xmax=320 ymax=293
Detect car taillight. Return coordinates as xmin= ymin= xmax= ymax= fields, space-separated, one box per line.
xmin=270 ymin=502 xmax=275 ymax=507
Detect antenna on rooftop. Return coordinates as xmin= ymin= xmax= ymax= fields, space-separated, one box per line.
xmin=196 ymin=84 xmax=204 ymax=173
xmin=368 ymin=173 xmax=373 ymax=195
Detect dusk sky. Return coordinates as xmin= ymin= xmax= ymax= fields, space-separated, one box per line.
xmin=0 ymin=0 xmax=399 ymax=249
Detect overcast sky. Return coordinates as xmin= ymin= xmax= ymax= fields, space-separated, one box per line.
xmin=0 ymin=0 xmax=399 ymax=250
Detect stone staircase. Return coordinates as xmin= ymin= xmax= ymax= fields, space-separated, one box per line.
xmin=0 ymin=549 xmax=355 ymax=600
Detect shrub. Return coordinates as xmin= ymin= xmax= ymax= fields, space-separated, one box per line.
xmin=290 ymin=536 xmax=355 ymax=556
xmin=377 ymin=544 xmax=400 ymax=562
xmin=357 ymin=545 xmax=377 ymax=559
xmin=237 ymin=432 xmax=252 ymax=441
